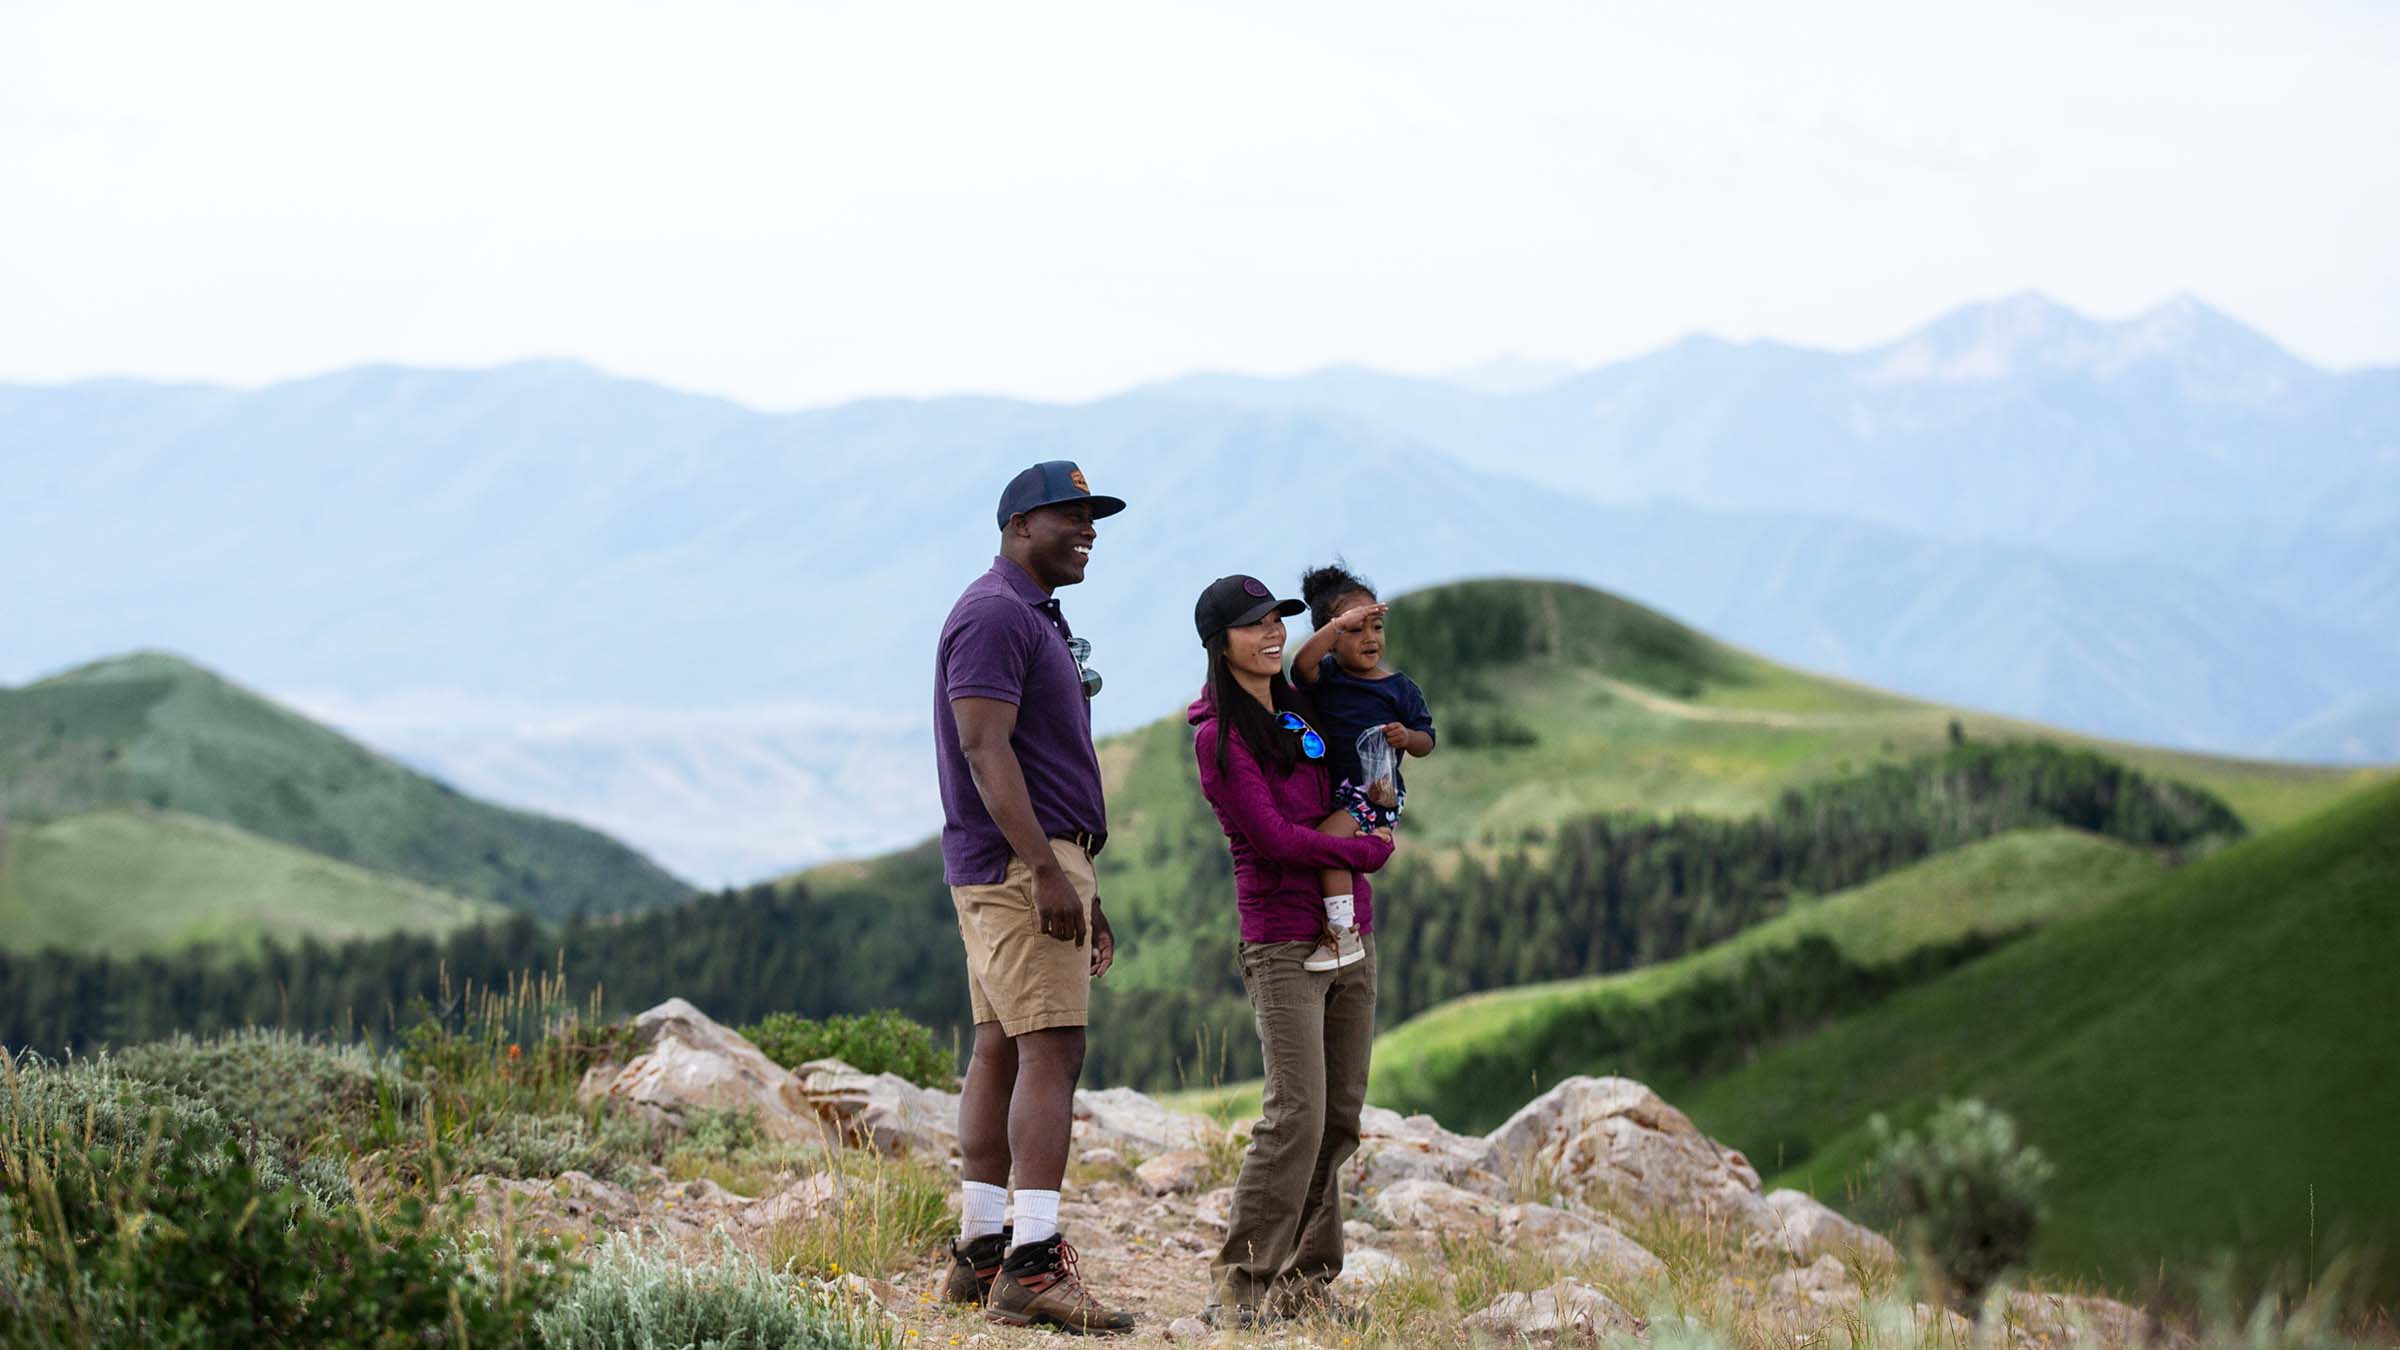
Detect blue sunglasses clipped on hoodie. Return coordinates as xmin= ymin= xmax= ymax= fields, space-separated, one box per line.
xmin=1278 ymin=711 xmax=1326 ymax=760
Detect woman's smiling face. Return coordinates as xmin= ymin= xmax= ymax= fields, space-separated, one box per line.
xmin=1224 ymin=613 xmax=1287 ymax=679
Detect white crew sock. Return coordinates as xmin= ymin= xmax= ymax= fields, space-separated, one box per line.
xmin=1010 ymin=1189 xmax=1062 ymax=1250
xmin=1323 ymin=893 xmax=1355 ymax=931
xmin=961 ymin=1180 xmax=1008 ymax=1242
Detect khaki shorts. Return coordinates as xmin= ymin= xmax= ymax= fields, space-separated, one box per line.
xmin=950 ymin=838 xmax=1096 ymax=1036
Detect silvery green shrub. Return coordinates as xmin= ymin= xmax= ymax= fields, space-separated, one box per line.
xmin=534 ymin=1236 xmax=890 ymax=1350
xmin=1872 ymin=1098 xmax=2054 ymax=1303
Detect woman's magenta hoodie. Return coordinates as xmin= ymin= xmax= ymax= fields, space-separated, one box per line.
xmin=1189 ymin=684 xmax=1394 ymax=943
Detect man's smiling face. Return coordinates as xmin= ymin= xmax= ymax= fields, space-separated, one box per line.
xmin=1012 ymin=501 xmax=1097 ymax=589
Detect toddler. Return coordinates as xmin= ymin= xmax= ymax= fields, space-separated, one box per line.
xmin=1292 ymin=561 xmax=1436 ymax=972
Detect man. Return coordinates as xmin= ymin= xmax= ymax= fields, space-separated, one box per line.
xmin=936 ymin=460 xmax=1134 ymax=1334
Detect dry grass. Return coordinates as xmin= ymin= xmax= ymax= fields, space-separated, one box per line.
xmin=766 ymin=1144 xmax=954 ymax=1279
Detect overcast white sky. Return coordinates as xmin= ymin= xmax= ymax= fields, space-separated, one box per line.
xmin=5 ymin=0 xmax=2396 ymax=407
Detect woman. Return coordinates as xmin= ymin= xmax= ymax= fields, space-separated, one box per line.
xmin=1185 ymin=574 xmax=1396 ymax=1327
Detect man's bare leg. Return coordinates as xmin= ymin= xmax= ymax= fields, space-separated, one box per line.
xmin=959 ymin=1021 xmax=1019 ymax=1188
xmin=954 ymin=1020 xmax=1019 ymax=1269
xmin=1006 ymin=1026 xmax=1084 ymax=1191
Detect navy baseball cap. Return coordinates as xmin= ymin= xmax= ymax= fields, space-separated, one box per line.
xmin=1194 ymin=574 xmax=1304 ymax=646
xmin=996 ymin=461 xmax=1127 ymax=530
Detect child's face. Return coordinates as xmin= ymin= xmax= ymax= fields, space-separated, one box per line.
xmin=1331 ymin=592 xmax=1385 ymax=674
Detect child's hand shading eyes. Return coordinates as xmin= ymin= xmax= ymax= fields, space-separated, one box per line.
xmin=1334 ymin=603 xmax=1387 ymax=633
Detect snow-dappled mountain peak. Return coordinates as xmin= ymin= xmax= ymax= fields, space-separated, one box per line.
xmin=1862 ymin=291 xmax=2314 ymax=399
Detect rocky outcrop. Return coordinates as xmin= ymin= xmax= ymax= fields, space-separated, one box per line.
xmin=1498 ymin=1201 xmax=1665 ymax=1281
xmin=1346 ymin=1104 xmax=1511 ymax=1198
xmin=570 ymin=1003 xmax=1933 ymax=1341
xmin=1485 ymin=1076 xmax=1771 ymax=1231
xmin=576 ymin=998 xmax=815 ymax=1140
xmin=1767 ymin=1253 xmax=1859 ymax=1308
xmin=798 ymin=1058 xmax=961 ymax=1157
xmin=1756 ymin=1187 xmax=1901 ymax=1263
xmin=1134 ymin=1149 xmax=1213 ymax=1196
xmin=1330 ymin=1247 xmax=1409 ymax=1295
xmin=1072 ymin=1087 xmax=1217 ymax=1154
xmin=1370 ymin=1177 xmax=1501 ymax=1236
xmin=1463 ymin=1279 xmax=1645 ymax=1342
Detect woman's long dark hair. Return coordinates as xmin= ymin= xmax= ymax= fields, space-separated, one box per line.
xmin=1206 ymin=631 xmax=1319 ymax=777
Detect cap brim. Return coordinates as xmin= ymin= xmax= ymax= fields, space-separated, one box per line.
xmin=1231 ymin=597 xmax=1306 ymax=629
xmin=1014 ymin=493 xmax=1127 ymax=521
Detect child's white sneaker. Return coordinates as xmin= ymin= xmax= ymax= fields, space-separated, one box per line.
xmin=1303 ymin=926 xmax=1367 ymax=972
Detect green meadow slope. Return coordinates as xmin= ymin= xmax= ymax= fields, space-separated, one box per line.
xmin=1675 ymin=775 xmax=2400 ymax=1299
xmin=0 ymin=807 xmax=500 ymax=956
xmin=1365 ymin=827 xmax=2170 ymax=1123
xmin=0 ymin=652 xmax=691 ymax=936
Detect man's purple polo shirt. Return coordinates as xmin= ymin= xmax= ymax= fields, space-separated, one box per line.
xmin=934 ymin=557 xmax=1108 ymax=886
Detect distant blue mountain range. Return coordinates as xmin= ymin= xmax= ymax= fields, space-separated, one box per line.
xmin=3 ymin=293 xmax=2391 ymax=881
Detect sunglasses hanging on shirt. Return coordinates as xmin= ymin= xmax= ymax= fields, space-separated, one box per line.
xmin=1067 ymin=637 xmax=1102 ymax=700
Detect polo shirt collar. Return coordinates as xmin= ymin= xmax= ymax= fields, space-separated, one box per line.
xmin=991 ymin=556 xmax=1056 ymax=607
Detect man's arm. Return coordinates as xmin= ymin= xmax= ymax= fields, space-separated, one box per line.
xmin=952 ymin=696 xmax=1085 ymax=947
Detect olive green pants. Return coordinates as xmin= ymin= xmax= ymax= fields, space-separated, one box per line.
xmin=1210 ymin=934 xmax=1378 ymax=1313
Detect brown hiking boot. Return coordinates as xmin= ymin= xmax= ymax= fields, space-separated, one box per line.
xmin=984 ymin=1235 xmax=1134 ymax=1334
xmin=944 ymin=1229 xmax=1010 ymax=1305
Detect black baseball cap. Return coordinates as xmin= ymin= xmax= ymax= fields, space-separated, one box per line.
xmin=1194 ymin=574 xmax=1305 ymax=646
xmin=996 ymin=460 xmax=1127 ymax=530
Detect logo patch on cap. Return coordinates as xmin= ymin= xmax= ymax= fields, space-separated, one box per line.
xmin=1243 ymin=578 xmax=1269 ymax=598
xmin=1069 ymin=468 xmax=1091 ymax=493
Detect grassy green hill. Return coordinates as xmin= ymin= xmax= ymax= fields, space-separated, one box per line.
xmin=1364 ymin=827 xmax=2171 ymax=1124
xmin=0 ymin=652 xmax=692 ymax=931
xmin=0 ymin=807 xmax=500 ymax=956
xmin=1674 ymin=775 xmax=2400 ymax=1300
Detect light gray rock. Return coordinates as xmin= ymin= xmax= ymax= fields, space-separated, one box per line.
xmin=1343 ymin=1219 xmax=1380 ymax=1243
xmin=1767 ymin=1255 xmax=1859 ymax=1308
xmin=1164 ymin=1315 xmax=1213 ymax=1342
xmin=1078 ymin=1147 xmax=1126 ymax=1170
xmin=798 ymin=1058 xmax=962 ymax=1157
xmin=1483 ymin=1076 xmax=1770 ymax=1230
xmin=576 ymin=998 xmax=814 ymax=1140
xmin=1462 ymin=1279 xmax=1644 ymax=1342
xmin=1330 ymin=1247 xmax=1409 ymax=1295
xmin=738 ymin=1172 xmax=840 ymax=1230
xmin=1373 ymin=1178 xmax=1501 ymax=1235
xmin=1345 ymin=1104 xmax=1512 ymax=1199
xmin=1194 ymin=1187 xmax=1236 ymax=1230
xmin=1499 ymin=1201 xmax=1665 ymax=1280
xmin=1136 ymin=1149 xmax=1214 ymax=1196
xmin=1072 ymin=1087 xmax=1217 ymax=1154
xmin=1755 ymin=1188 xmax=1899 ymax=1264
